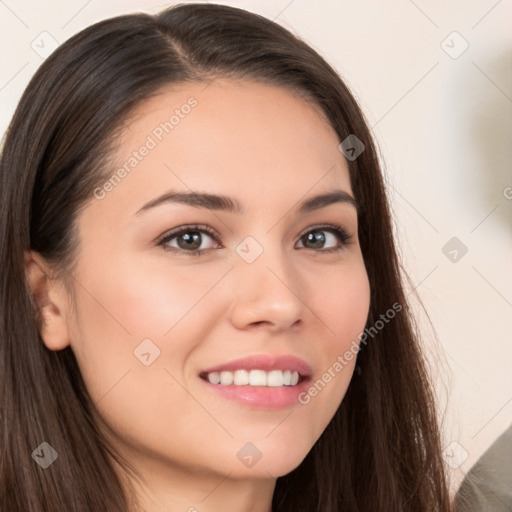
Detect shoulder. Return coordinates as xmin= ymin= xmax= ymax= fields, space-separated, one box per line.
xmin=454 ymin=425 xmax=512 ymax=511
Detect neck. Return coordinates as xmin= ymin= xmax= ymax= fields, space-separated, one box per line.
xmin=114 ymin=452 xmax=276 ymax=512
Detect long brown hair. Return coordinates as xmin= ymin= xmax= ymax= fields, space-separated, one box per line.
xmin=0 ymin=3 xmax=452 ymax=510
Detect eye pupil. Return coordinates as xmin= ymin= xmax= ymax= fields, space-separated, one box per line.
xmin=305 ymin=231 xmax=326 ymax=249
xmin=178 ymin=232 xmax=201 ymax=250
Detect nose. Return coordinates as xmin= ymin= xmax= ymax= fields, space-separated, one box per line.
xmin=228 ymin=243 xmax=305 ymax=332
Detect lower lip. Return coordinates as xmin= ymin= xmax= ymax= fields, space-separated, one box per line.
xmin=200 ymin=377 xmax=311 ymax=409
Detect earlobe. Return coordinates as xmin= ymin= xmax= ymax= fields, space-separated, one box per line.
xmin=23 ymin=250 xmax=71 ymax=351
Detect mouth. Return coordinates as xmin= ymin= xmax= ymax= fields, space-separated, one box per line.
xmin=199 ymin=369 xmax=306 ymax=387
xmin=198 ymin=354 xmax=312 ymax=409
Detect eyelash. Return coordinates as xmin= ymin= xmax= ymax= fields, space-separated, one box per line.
xmin=156 ymin=223 xmax=353 ymax=257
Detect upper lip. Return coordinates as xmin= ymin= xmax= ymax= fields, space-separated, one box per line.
xmin=200 ymin=354 xmax=313 ymax=378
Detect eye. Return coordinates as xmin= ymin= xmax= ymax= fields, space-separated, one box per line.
xmin=296 ymin=225 xmax=352 ymax=253
xmin=157 ymin=224 xmax=221 ymax=256
xmin=156 ymin=223 xmax=353 ymax=256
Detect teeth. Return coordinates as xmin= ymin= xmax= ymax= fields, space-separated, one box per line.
xmin=267 ymin=370 xmax=283 ymax=387
xmin=233 ymin=370 xmax=249 ymax=385
xmin=206 ymin=369 xmax=300 ymax=386
xmin=220 ymin=371 xmax=233 ymax=385
xmin=207 ymin=372 xmax=221 ymax=384
xmin=249 ymin=369 xmax=267 ymax=386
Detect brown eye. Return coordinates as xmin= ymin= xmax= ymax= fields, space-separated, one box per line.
xmin=158 ymin=225 xmax=220 ymax=255
xmin=296 ymin=226 xmax=351 ymax=252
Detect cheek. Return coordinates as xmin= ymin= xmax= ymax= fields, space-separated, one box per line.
xmin=105 ymin=259 xmax=231 ymax=336
xmin=315 ymin=260 xmax=371 ymax=350
xmin=69 ymin=260 xmax=229 ymax=395
xmin=75 ymin=255 xmax=229 ymax=344
xmin=66 ymin=264 xmax=220 ymax=450
xmin=297 ymin=260 xmax=370 ymax=418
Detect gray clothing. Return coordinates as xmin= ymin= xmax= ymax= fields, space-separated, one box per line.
xmin=455 ymin=425 xmax=512 ymax=511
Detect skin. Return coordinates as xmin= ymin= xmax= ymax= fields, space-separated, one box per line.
xmin=25 ymin=78 xmax=371 ymax=512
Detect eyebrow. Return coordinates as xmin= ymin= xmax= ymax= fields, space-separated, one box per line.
xmin=135 ymin=189 xmax=358 ymax=216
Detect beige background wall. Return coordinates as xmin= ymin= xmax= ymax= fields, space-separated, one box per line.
xmin=1 ymin=0 xmax=511 ymax=494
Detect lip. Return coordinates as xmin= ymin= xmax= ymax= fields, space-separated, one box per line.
xmin=199 ymin=354 xmax=313 ymax=409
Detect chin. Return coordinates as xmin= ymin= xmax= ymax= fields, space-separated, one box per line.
xmin=214 ymin=437 xmax=313 ymax=479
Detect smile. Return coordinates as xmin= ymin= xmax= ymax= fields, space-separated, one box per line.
xmin=201 ymin=369 xmax=301 ymax=387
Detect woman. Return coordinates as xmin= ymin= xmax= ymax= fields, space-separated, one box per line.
xmin=0 ymin=3 xmax=452 ymax=511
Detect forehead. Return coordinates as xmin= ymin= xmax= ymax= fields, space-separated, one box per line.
xmin=91 ymin=78 xmax=352 ymax=221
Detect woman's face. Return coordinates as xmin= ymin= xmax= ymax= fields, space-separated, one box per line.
xmin=40 ymin=79 xmax=370 ymax=487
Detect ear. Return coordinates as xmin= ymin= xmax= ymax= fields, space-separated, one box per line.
xmin=24 ymin=250 xmax=71 ymax=351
